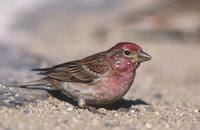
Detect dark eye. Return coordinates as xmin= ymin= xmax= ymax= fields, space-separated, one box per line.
xmin=124 ymin=50 xmax=130 ymax=56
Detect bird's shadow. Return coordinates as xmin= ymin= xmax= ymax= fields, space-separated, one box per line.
xmin=48 ymin=90 xmax=151 ymax=110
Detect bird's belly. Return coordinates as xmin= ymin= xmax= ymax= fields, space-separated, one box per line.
xmin=60 ymin=74 xmax=134 ymax=105
xmin=60 ymin=82 xmax=98 ymax=102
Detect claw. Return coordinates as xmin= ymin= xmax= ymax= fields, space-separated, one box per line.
xmin=78 ymin=98 xmax=105 ymax=115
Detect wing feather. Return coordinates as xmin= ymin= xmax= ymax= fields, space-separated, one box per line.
xmin=32 ymin=53 xmax=110 ymax=84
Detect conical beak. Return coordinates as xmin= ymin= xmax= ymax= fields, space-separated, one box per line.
xmin=131 ymin=51 xmax=152 ymax=63
xmin=138 ymin=51 xmax=152 ymax=62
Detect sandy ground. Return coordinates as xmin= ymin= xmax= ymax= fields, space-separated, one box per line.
xmin=0 ymin=1 xmax=200 ymax=130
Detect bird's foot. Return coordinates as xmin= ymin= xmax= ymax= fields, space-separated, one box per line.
xmin=78 ymin=98 xmax=105 ymax=115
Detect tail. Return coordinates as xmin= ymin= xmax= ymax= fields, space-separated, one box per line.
xmin=31 ymin=67 xmax=51 ymax=75
xmin=9 ymin=78 xmax=58 ymax=91
xmin=1 ymin=68 xmax=58 ymax=91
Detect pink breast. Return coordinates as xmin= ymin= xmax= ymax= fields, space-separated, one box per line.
xmin=96 ymin=67 xmax=136 ymax=102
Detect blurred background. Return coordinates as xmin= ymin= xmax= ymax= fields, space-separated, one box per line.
xmin=1 ymin=0 xmax=200 ymax=58
xmin=0 ymin=0 xmax=200 ymax=130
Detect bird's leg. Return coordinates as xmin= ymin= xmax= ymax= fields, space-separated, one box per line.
xmin=78 ymin=98 xmax=100 ymax=114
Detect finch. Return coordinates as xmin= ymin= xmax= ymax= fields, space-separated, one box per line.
xmin=21 ymin=42 xmax=151 ymax=111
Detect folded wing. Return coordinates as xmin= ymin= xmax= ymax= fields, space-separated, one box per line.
xmin=32 ymin=53 xmax=110 ymax=84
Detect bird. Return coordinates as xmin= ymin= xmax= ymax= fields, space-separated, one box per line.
xmin=20 ymin=42 xmax=151 ymax=111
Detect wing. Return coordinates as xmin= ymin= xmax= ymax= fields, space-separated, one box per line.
xmin=32 ymin=52 xmax=110 ymax=84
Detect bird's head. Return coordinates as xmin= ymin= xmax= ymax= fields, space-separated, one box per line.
xmin=108 ymin=42 xmax=152 ymax=70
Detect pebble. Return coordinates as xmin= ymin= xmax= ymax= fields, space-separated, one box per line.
xmin=99 ymin=108 xmax=106 ymax=113
xmin=130 ymin=108 xmax=140 ymax=113
xmin=3 ymin=100 xmax=10 ymax=104
xmin=0 ymin=83 xmax=6 ymax=88
xmin=104 ymin=122 xmax=117 ymax=128
xmin=114 ymin=113 xmax=119 ymax=117
xmin=3 ymin=93 xmax=12 ymax=96
xmin=66 ymin=107 xmax=73 ymax=111
xmin=145 ymin=123 xmax=152 ymax=128
xmin=155 ymin=111 xmax=160 ymax=115
xmin=194 ymin=109 xmax=199 ymax=113
xmin=8 ymin=87 xmax=14 ymax=90
xmin=14 ymin=94 xmax=19 ymax=97
xmin=180 ymin=113 xmax=185 ymax=117
xmin=145 ymin=105 xmax=155 ymax=112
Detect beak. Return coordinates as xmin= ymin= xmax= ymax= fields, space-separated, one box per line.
xmin=131 ymin=51 xmax=152 ymax=63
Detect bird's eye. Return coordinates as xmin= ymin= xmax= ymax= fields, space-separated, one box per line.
xmin=124 ymin=50 xmax=131 ymax=56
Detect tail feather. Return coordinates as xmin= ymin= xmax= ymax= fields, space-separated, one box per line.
xmin=19 ymin=84 xmax=56 ymax=91
xmin=13 ymin=79 xmax=58 ymax=91
xmin=31 ymin=68 xmax=50 ymax=71
xmin=31 ymin=68 xmax=51 ymax=75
